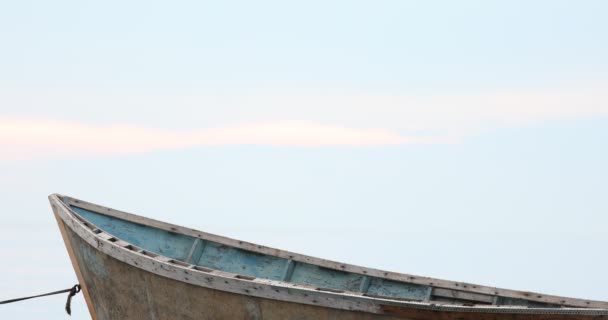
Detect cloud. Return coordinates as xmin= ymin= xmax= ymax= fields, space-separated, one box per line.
xmin=1 ymin=87 xmax=607 ymax=131
xmin=1 ymin=87 xmax=607 ymax=159
xmin=0 ymin=118 xmax=449 ymax=159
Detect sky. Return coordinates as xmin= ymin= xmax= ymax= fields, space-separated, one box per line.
xmin=1 ymin=0 xmax=607 ymax=318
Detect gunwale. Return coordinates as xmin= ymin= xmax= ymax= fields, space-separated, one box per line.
xmin=49 ymin=193 xmax=608 ymax=317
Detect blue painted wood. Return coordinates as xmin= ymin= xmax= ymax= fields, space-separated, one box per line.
xmin=72 ymin=207 xmax=195 ymax=261
xmin=197 ymin=242 xmax=287 ymax=280
xmin=366 ymin=278 xmax=429 ymax=300
xmin=282 ymin=260 xmax=296 ymax=281
xmin=359 ymin=276 xmax=371 ymax=293
xmin=187 ymin=239 xmax=206 ymax=264
xmin=71 ymin=205 xmax=436 ymax=301
xmin=424 ymin=286 xmax=433 ymax=301
xmin=290 ymin=263 xmax=364 ymax=291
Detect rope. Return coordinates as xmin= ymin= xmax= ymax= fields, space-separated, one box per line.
xmin=0 ymin=284 xmax=81 ymax=315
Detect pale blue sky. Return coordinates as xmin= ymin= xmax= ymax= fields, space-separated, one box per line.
xmin=1 ymin=1 xmax=607 ymax=319
xmin=2 ymin=0 xmax=607 ymax=90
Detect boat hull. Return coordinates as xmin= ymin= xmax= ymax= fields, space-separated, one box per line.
xmin=59 ymin=219 xmax=404 ymax=320
xmin=50 ymin=195 xmax=608 ymax=320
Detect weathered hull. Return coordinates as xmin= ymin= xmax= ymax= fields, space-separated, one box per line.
xmin=60 ymin=220 xmax=402 ymax=320
xmin=60 ymin=221 xmax=608 ymax=320
xmin=50 ymin=194 xmax=608 ymax=320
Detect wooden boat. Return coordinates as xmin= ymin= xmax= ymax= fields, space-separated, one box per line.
xmin=50 ymin=194 xmax=608 ymax=319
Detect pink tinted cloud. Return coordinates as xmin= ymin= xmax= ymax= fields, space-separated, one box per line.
xmin=0 ymin=118 xmax=448 ymax=159
xmin=3 ymin=87 xmax=606 ymax=134
xmin=2 ymin=87 xmax=606 ymax=160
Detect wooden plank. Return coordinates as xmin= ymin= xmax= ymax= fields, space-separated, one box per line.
xmin=282 ymin=260 xmax=295 ymax=282
xmin=156 ymin=256 xmax=173 ymax=263
xmin=359 ymin=276 xmax=371 ymax=293
xmin=424 ymin=286 xmax=433 ymax=301
xmin=98 ymin=232 xmax=115 ymax=241
xmin=185 ymin=238 xmax=201 ymax=263
xmin=432 ymin=288 xmax=495 ymax=304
